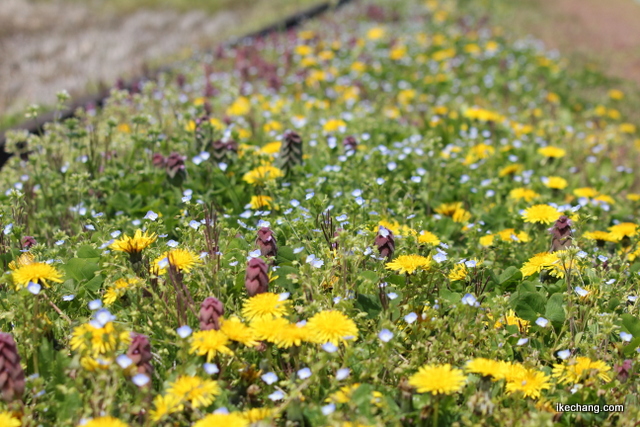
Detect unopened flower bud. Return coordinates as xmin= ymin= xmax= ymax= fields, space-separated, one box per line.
xmin=245 ymin=258 xmax=269 ymax=297
xmin=549 ymin=215 xmax=572 ymax=252
xmin=21 ymin=236 xmax=37 ymax=249
xmin=0 ymin=333 xmax=25 ymax=403
xmin=375 ymin=226 xmax=395 ymax=260
xmin=256 ymin=227 xmax=278 ymax=258
xmin=126 ymin=333 xmax=153 ymax=377
xmin=166 ymin=152 xmax=186 ymax=179
xmin=199 ymin=297 xmax=225 ymax=331
xmin=152 ymin=153 xmax=166 ymax=168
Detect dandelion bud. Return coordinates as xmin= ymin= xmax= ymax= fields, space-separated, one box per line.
xmin=549 ymin=215 xmax=572 ymax=253
xmin=256 ymin=227 xmax=278 ymax=258
xmin=343 ymin=135 xmax=358 ymax=154
xmin=126 ymin=333 xmax=153 ymax=377
xmin=199 ymin=297 xmax=224 ymax=331
xmin=21 ymin=236 xmax=36 ymax=249
xmin=279 ymin=130 xmax=303 ymax=173
xmin=245 ymin=258 xmax=269 ymax=297
xmin=152 ymin=153 xmax=166 ymax=168
xmin=375 ymin=226 xmax=395 ymax=260
xmin=0 ymin=333 xmax=25 ymax=403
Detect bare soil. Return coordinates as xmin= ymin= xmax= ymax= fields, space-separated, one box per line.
xmin=0 ymin=0 xmax=239 ymax=115
xmin=500 ymin=0 xmax=640 ymax=84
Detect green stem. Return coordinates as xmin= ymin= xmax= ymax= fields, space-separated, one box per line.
xmin=432 ymin=395 xmax=440 ymax=427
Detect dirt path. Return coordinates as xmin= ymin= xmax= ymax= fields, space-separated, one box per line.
xmin=0 ymin=0 xmax=239 ymax=116
xmin=499 ymin=0 xmax=640 ymax=84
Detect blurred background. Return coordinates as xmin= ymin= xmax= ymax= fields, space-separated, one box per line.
xmin=0 ymin=0 xmax=322 ymax=129
xmin=2 ymin=0 xmax=640 ymax=130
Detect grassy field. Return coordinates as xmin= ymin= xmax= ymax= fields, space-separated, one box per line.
xmin=2 ymin=0 xmax=640 ymax=425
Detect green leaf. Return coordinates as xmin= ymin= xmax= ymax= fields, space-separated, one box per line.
xmin=510 ymin=292 xmax=546 ymax=321
xmin=439 ymin=288 xmax=461 ymax=305
xmin=64 ymin=258 xmax=100 ymax=282
xmin=275 ymin=246 xmax=296 ymax=264
xmin=621 ymin=314 xmax=640 ymax=337
xmin=76 ymin=244 xmax=101 ymax=259
xmin=545 ymin=293 xmax=566 ymax=328
xmin=355 ymin=294 xmax=382 ymax=319
xmin=624 ymin=337 xmax=640 ymax=356
xmin=85 ymin=274 xmax=105 ymax=293
xmin=499 ymin=266 xmax=522 ymax=285
xmin=359 ymin=270 xmax=378 ymax=284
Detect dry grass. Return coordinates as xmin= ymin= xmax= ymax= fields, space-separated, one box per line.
xmin=0 ymin=0 xmax=323 ymax=123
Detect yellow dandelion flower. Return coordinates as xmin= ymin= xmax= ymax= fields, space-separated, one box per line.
xmin=418 ymin=231 xmax=440 ymax=246
xmin=538 ymin=146 xmax=566 ymax=158
xmin=249 ymin=316 xmax=289 ymax=343
xmin=522 ymin=204 xmax=561 ymax=224
xmin=593 ymin=194 xmax=615 ymax=205
xmin=408 ymin=364 xmax=466 ymax=395
xmin=323 ymin=119 xmax=347 ymax=133
xmin=448 ymin=264 xmax=467 ymax=281
xmin=152 ymin=249 xmax=201 ymax=274
xmin=499 ymin=164 xmax=524 ymax=177
xmin=328 ymin=383 xmax=361 ymax=403
xmin=226 ymin=96 xmax=251 ymax=116
xmin=552 ymin=357 xmax=611 ymax=384
xmin=150 ymin=394 xmax=184 ymax=422
xmin=71 ymin=322 xmax=131 ymax=357
xmin=242 ymin=293 xmax=290 ymax=321
xmin=479 ymin=234 xmax=495 ymax=247
xmin=0 ymin=412 xmax=21 ymax=427
xmin=167 ymin=376 xmax=220 ymax=409
xmin=263 ymin=121 xmax=282 ymax=133
xmin=620 ymin=123 xmax=636 ymax=134
xmin=242 ymin=408 xmax=273 ymax=423
xmin=8 ymin=252 xmax=34 ymax=271
xmin=521 ymin=252 xmax=558 ymax=277
xmin=452 ymin=207 xmax=472 ymax=223
xmin=626 ymin=193 xmax=640 ymax=201
xmin=103 ymin=277 xmax=141 ymax=306
xmin=493 ymin=310 xmax=530 ymax=333
xmin=190 ymin=330 xmax=233 ymax=362
xmin=543 ymin=176 xmax=568 ymax=190
xmin=194 ymin=413 xmax=249 ymax=427
xmin=376 ymin=219 xmax=401 ymax=235
xmin=466 ymin=358 xmax=510 ymax=380
xmin=83 ymin=416 xmax=130 ymax=427
xmin=274 ymin=322 xmax=309 ymax=348
xmin=261 ymin=141 xmax=282 ymax=155
xmin=242 ymin=165 xmax=284 ymax=185
xmin=609 ymin=89 xmax=624 ymax=100
xmin=12 ymin=261 xmax=63 ymax=290
xmin=608 ymin=222 xmax=637 ymax=239
xmin=505 ymin=367 xmax=550 ymax=399
xmin=386 ymin=254 xmax=432 ymax=275
xmin=249 ymin=195 xmax=273 ymax=209
xmin=110 ymin=230 xmax=157 ymax=253
xmin=509 ymin=187 xmax=540 ymax=202
xmin=583 ymin=231 xmax=618 ymax=243
xmin=573 ymin=187 xmax=598 ymax=199
xmin=366 ymin=27 xmax=385 ymax=40
xmin=295 ymin=45 xmax=313 ymax=56
xmin=306 ymin=310 xmax=358 ymax=345
xmin=220 ymin=316 xmax=258 ymax=347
